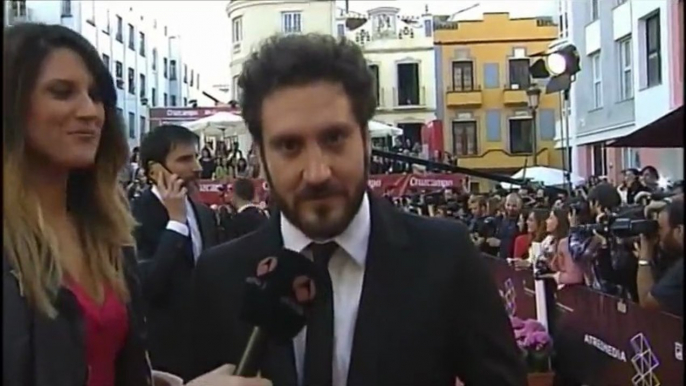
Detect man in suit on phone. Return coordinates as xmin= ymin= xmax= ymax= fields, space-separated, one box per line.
xmin=133 ymin=124 xmax=219 ymax=379
xmin=188 ymin=35 xmax=526 ymax=386
xmin=225 ymin=177 xmax=268 ymax=240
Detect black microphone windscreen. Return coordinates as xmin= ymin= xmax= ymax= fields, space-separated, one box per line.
xmin=240 ymin=248 xmax=318 ymax=343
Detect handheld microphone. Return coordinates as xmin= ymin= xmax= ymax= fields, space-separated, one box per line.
xmin=234 ymin=249 xmax=319 ymax=377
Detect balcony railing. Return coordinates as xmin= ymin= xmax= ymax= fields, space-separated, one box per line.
xmin=8 ymin=5 xmax=33 ymax=24
xmin=392 ymin=86 xmax=426 ymax=109
xmin=446 ymin=85 xmax=482 ymax=107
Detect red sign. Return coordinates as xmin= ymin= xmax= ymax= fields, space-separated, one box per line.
xmin=149 ymin=106 xmax=240 ymax=129
xmin=195 ymin=173 xmax=464 ymax=205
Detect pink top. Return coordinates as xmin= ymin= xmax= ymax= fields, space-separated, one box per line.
xmin=550 ymin=237 xmax=584 ymax=286
xmin=67 ymin=280 xmax=129 ymax=386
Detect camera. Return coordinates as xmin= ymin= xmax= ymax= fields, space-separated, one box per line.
xmin=570 ymin=212 xmax=658 ymax=239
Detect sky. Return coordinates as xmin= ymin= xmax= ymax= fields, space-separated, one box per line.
xmin=130 ymin=0 xmax=558 ymax=88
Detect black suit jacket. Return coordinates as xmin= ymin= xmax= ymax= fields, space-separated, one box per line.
xmin=131 ymin=188 xmax=219 ymax=378
xmin=225 ymin=206 xmax=268 ymax=241
xmin=188 ymin=195 xmax=526 ymax=386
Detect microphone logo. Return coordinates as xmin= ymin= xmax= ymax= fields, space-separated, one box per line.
xmin=256 ymin=257 xmax=278 ymax=277
xmin=292 ymin=275 xmax=316 ymax=304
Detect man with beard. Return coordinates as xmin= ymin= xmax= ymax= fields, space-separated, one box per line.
xmin=133 ymin=125 xmax=219 ymax=378
xmin=489 ymin=193 xmax=523 ymax=259
xmin=188 ymin=34 xmax=526 ymax=386
xmin=636 ymin=198 xmax=684 ymax=316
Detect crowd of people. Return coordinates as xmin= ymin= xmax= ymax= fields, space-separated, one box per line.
xmin=387 ymin=170 xmax=684 ymax=317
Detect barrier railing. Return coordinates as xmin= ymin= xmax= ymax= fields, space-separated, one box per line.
xmin=195 ymin=173 xmax=465 ymax=205
xmin=483 ymin=255 xmax=683 ymax=386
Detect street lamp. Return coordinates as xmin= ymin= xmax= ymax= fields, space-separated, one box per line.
xmin=526 ymin=85 xmax=542 ymax=166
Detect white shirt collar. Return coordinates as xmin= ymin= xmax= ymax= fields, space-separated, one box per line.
xmin=281 ymin=193 xmax=371 ymax=267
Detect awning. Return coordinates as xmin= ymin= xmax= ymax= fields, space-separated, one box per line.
xmin=607 ymin=105 xmax=683 ymax=148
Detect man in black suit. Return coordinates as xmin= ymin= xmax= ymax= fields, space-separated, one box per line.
xmin=132 ymin=124 xmax=219 ymax=379
xmin=189 ymin=34 xmax=526 ymax=386
xmin=225 ymin=177 xmax=268 ymax=240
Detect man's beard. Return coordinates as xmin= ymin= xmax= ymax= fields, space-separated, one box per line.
xmin=263 ymin=152 xmax=369 ymax=240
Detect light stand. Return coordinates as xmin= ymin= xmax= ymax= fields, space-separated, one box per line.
xmin=526 ymin=86 xmax=542 ymax=166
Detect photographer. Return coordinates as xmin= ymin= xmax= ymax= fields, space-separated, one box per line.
xmin=635 ymin=199 xmax=683 ymax=316
xmin=579 ymin=183 xmax=633 ymax=298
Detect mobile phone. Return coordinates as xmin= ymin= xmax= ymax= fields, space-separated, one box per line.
xmin=148 ymin=162 xmax=171 ymax=186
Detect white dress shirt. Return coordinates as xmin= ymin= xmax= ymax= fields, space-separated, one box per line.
xmin=151 ymin=185 xmax=203 ymax=260
xmin=281 ymin=193 xmax=371 ymax=386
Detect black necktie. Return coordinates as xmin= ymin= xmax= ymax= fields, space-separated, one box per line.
xmin=185 ymin=221 xmax=195 ymax=261
xmin=304 ymin=242 xmax=338 ymax=386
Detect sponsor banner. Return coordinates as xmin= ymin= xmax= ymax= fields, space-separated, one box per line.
xmin=482 ymin=256 xmax=683 ymax=386
xmin=149 ymin=106 xmax=240 ymax=129
xmin=196 ymin=173 xmax=464 ymax=205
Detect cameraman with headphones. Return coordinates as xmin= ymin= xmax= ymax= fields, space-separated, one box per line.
xmin=636 ymin=198 xmax=683 ymax=316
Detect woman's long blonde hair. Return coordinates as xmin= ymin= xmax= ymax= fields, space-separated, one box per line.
xmin=3 ymin=23 xmax=136 ymax=317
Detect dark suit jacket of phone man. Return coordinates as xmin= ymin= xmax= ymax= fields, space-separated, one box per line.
xmin=187 ymin=193 xmax=527 ymax=386
xmin=132 ymin=187 xmax=219 ymax=379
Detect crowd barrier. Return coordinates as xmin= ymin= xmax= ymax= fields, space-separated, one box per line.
xmin=483 ymin=255 xmax=683 ymax=386
xmin=195 ymin=173 xmax=465 ymax=205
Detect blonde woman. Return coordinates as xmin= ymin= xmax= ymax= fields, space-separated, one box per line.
xmin=2 ymin=23 xmax=268 ymax=386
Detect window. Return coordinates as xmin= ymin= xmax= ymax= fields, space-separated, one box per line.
xmin=368 ymin=64 xmax=380 ymax=105
xmin=128 ymin=23 xmax=135 ymax=50
xmin=337 ymin=24 xmax=345 ymax=37
xmin=115 ymin=15 xmax=123 ymax=42
xmin=190 ymin=70 xmax=194 ymax=87
xmin=232 ymin=17 xmax=243 ymax=43
xmin=151 ymin=88 xmax=157 ymax=107
xmin=84 ymin=0 xmax=94 ymax=25
xmin=618 ymin=38 xmax=633 ymax=100
xmin=139 ymin=74 xmax=146 ymax=98
xmin=115 ymin=61 xmax=123 ymax=79
xmin=183 ymin=97 xmax=188 ymax=106
xmin=139 ymin=32 xmax=145 ymax=56
xmin=645 ymin=12 xmax=661 ymax=87
xmin=508 ymin=58 xmax=530 ymax=88
xmin=170 ymin=95 xmax=177 ymax=107
xmin=128 ymin=68 xmax=135 ymax=94
xmin=396 ymin=62 xmax=420 ymax=106
xmin=116 ymin=107 xmax=123 ymax=119
xmin=102 ymin=53 xmax=110 ymax=70
xmin=196 ymin=74 xmax=200 ymax=88
xmin=163 ymin=57 xmax=168 ymax=78
xmin=233 ymin=75 xmax=242 ymax=101
xmin=184 ymin=65 xmax=188 ymax=84
xmin=590 ymin=0 xmax=599 ymax=21
xmin=282 ymin=12 xmax=302 ymax=34
xmin=591 ymin=143 xmax=608 ymax=176
xmin=164 ymin=93 xmax=168 ymax=106
xmin=61 ymin=0 xmax=72 ymax=16
xmin=508 ymin=118 xmax=534 ymax=154
xmin=616 ymin=0 xmax=628 ymax=5
xmin=140 ymin=116 xmax=147 ymax=138
xmin=170 ymin=60 xmax=177 ymax=80
xmin=102 ymin=9 xmax=110 ymax=34
xmin=452 ymin=121 xmax=478 ymax=156
xmin=451 ymin=61 xmax=474 ymax=91
xmin=152 ymin=49 xmax=157 ymax=71
xmin=128 ymin=112 xmax=135 ymax=139
xmin=590 ymin=52 xmax=602 ymax=109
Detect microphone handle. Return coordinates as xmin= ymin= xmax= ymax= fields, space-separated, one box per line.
xmin=234 ymin=327 xmax=268 ymax=377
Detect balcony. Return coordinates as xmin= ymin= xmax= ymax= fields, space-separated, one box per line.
xmin=456 ymin=148 xmax=552 ymax=170
xmin=446 ymin=85 xmax=482 ymax=107
xmin=503 ymin=84 xmax=529 ymax=106
xmin=8 ymin=6 xmax=33 ymax=25
xmin=392 ymin=86 xmax=427 ymax=109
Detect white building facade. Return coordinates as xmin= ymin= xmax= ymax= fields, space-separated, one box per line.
xmin=556 ymin=0 xmax=682 ymax=181
xmin=340 ymin=7 xmax=437 ymax=147
xmin=6 ymin=0 xmax=209 ymax=149
xmin=226 ymin=0 xmax=337 ymax=101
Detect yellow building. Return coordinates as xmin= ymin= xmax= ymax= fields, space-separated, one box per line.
xmin=434 ymin=13 xmax=563 ymax=192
